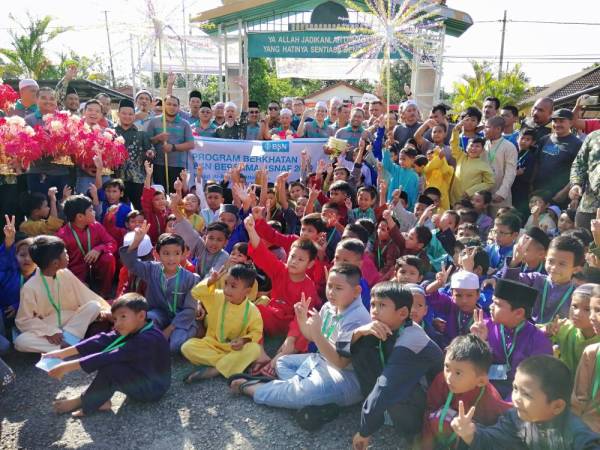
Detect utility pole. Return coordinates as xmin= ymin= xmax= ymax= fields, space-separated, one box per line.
xmin=103 ymin=10 xmax=117 ymax=88
xmin=498 ymin=10 xmax=507 ymax=79
xmin=129 ymin=34 xmax=136 ymax=97
xmin=182 ymin=0 xmax=189 ymax=95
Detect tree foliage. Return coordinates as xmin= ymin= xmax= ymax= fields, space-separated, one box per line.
xmin=450 ymin=61 xmax=530 ymax=112
xmin=0 ymin=14 xmax=70 ymax=79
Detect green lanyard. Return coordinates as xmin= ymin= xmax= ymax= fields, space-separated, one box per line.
xmin=41 ymin=274 xmax=62 ymax=328
xmin=160 ymin=268 xmax=181 ymax=314
xmin=68 ymin=223 xmax=91 ymax=257
xmin=326 ymin=229 xmax=336 ymax=246
xmin=191 ymin=215 xmax=200 ymax=230
xmin=321 ymin=311 xmax=340 ymax=339
xmin=457 ymin=311 xmax=474 ymax=334
xmin=500 ymin=321 xmax=525 ymax=370
xmin=102 ymin=321 xmax=154 ymax=353
xmin=377 ymin=241 xmax=391 ymax=269
xmin=591 ymin=350 xmax=600 ymax=414
xmin=378 ymin=326 xmax=403 ymax=367
xmin=523 ymin=262 xmax=544 ymax=273
xmin=438 ymin=387 xmax=485 ymax=444
xmin=488 ymin=138 xmax=504 ymax=164
xmin=219 ymin=299 xmax=250 ymax=343
xmin=517 ymin=149 xmax=530 ymax=166
xmin=19 ymin=274 xmax=24 ymax=288
xmin=539 ymin=280 xmax=574 ymax=324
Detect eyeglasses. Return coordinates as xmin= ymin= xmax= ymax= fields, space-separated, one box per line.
xmin=492 ymin=228 xmax=514 ymax=236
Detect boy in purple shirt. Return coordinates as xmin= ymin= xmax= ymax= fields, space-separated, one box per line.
xmin=43 ymin=293 xmax=171 ymax=416
xmin=470 ymin=279 xmax=552 ymax=400
xmin=500 ymin=235 xmax=584 ymax=324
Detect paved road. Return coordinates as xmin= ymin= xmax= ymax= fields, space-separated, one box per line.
xmin=0 ymin=352 xmax=408 ymax=450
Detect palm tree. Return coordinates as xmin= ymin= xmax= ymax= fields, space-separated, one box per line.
xmin=0 ymin=14 xmax=70 ymax=79
xmin=451 ymin=60 xmax=529 ymax=113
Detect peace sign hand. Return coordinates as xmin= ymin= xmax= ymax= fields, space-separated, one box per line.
xmin=3 ymin=215 xmax=16 ymax=248
xmin=470 ymin=308 xmax=488 ymax=341
xmin=450 ymin=400 xmax=477 ymax=445
xmin=129 ymin=220 xmax=150 ymax=252
xmin=436 ymin=263 xmax=453 ymax=286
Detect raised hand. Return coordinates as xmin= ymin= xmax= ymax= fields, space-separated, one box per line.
xmin=167 ymin=71 xmax=176 ymax=86
xmin=450 ymin=400 xmax=477 ymax=445
xmin=460 ymin=247 xmax=476 ymax=272
xmin=129 ymin=220 xmax=150 ymax=251
xmin=3 ymin=215 xmax=16 ymax=247
xmin=544 ymin=315 xmax=562 ymax=337
xmin=196 ymin=163 xmax=203 ymax=181
xmin=144 ymin=161 xmax=153 ymax=176
xmin=180 ymin=169 xmax=190 ymax=186
xmin=232 ymin=182 xmax=249 ymax=204
xmin=470 ymin=308 xmax=488 ymax=341
xmin=173 ymin=177 xmax=183 ymax=193
xmin=65 ymin=65 xmax=78 ymax=81
xmin=243 ymin=215 xmax=255 ymax=231
xmin=47 ymin=187 xmax=58 ymax=202
xmin=93 ymin=153 xmax=104 ymax=170
xmin=436 ymin=263 xmax=453 ymax=286
xmin=62 ymin=185 xmax=73 ymax=200
xmin=345 ymin=197 xmax=353 ymax=211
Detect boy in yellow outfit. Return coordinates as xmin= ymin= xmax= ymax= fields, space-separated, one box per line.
xmin=449 ymin=120 xmax=495 ymax=205
xmin=181 ymin=264 xmax=263 ymax=382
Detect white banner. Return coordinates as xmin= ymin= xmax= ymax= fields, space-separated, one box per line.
xmin=191 ymin=137 xmax=328 ymax=183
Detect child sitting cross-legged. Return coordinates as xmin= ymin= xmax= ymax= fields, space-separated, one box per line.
xmin=421 ymin=335 xmax=511 ymax=450
xmin=543 ymin=283 xmax=600 ymax=377
xmin=119 ymin=222 xmax=200 ymax=354
xmin=572 ymin=284 xmax=600 ymax=432
xmin=15 ymin=235 xmax=111 ymax=353
xmin=340 ymin=282 xmax=443 ymax=449
xmin=452 ymin=355 xmax=600 ymax=449
xmin=181 ymin=264 xmax=263 ymax=383
xmin=115 ymin=231 xmax=153 ymax=297
xmin=228 ymin=264 xmax=371 ymax=431
xmin=44 ymin=293 xmax=171 ymax=417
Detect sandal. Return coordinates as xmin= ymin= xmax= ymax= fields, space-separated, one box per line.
xmin=227 ymin=373 xmax=275 ymax=387
xmin=233 ymin=379 xmax=265 ymax=395
xmin=183 ymin=366 xmax=209 ymax=384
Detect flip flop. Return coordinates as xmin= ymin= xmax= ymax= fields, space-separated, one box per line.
xmin=231 ymin=379 xmax=265 ymax=395
xmin=249 ymin=361 xmax=270 ymax=376
xmin=227 ymin=373 xmax=274 ymax=387
xmin=183 ymin=366 xmax=209 ymax=384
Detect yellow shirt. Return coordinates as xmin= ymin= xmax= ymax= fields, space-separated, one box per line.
xmin=450 ymin=129 xmax=495 ymax=204
xmin=19 ymin=216 xmax=64 ymax=237
xmin=191 ymin=281 xmax=262 ymax=343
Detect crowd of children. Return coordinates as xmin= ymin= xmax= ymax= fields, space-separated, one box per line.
xmin=3 ymin=100 xmax=600 ymax=450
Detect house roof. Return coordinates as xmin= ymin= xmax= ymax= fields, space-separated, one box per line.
xmin=4 ymin=79 xmax=132 ymax=103
xmin=519 ymin=65 xmax=600 ymax=107
xmin=305 ymin=81 xmax=367 ymax=99
xmin=193 ymin=0 xmax=473 ymax=38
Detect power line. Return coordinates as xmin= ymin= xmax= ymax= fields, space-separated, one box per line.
xmin=476 ymin=19 xmax=600 ymax=25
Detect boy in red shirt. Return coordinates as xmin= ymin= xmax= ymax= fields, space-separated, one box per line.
xmin=141 ymin=161 xmax=169 ymax=244
xmin=244 ymin=215 xmax=319 ymax=376
xmin=252 ymin=211 xmax=328 ymax=295
xmin=421 ymin=334 xmax=511 ymax=450
xmin=56 ymin=194 xmax=117 ymax=298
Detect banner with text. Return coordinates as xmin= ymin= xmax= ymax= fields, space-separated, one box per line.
xmin=191 ymin=137 xmax=327 ymax=183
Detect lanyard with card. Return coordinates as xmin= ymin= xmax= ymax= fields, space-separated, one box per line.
xmin=160 ymin=267 xmax=181 ymax=314
xmin=378 ymin=326 xmax=403 ymax=367
xmin=102 ymin=321 xmax=154 ymax=353
xmin=489 ymin=321 xmax=525 ymax=380
xmin=436 ymin=387 xmax=485 ymax=446
xmin=219 ymin=299 xmax=250 ymax=343
xmin=41 ymin=274 xmax=62 ymax=328
xmin=68 ymin=223 xmax=91 ymax=257
xmin=321 ymin=310 xmax=340 ymax=340
xmin=538 ymin=280 xmax=574 ymax=324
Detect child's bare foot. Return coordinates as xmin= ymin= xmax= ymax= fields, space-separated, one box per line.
xmin=229 ymin=377 xmax=249 ymax=395
xmin=53 ymin=397 xmax=82 ymax=414
xmin=183 ymin=366 xmax=219 ymax=383
xmin=71 ymin=400 xmax=111 ymax=417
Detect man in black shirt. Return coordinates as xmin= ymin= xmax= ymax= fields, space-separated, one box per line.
xmin=532 ymin=108 xmax=582 ymax=206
